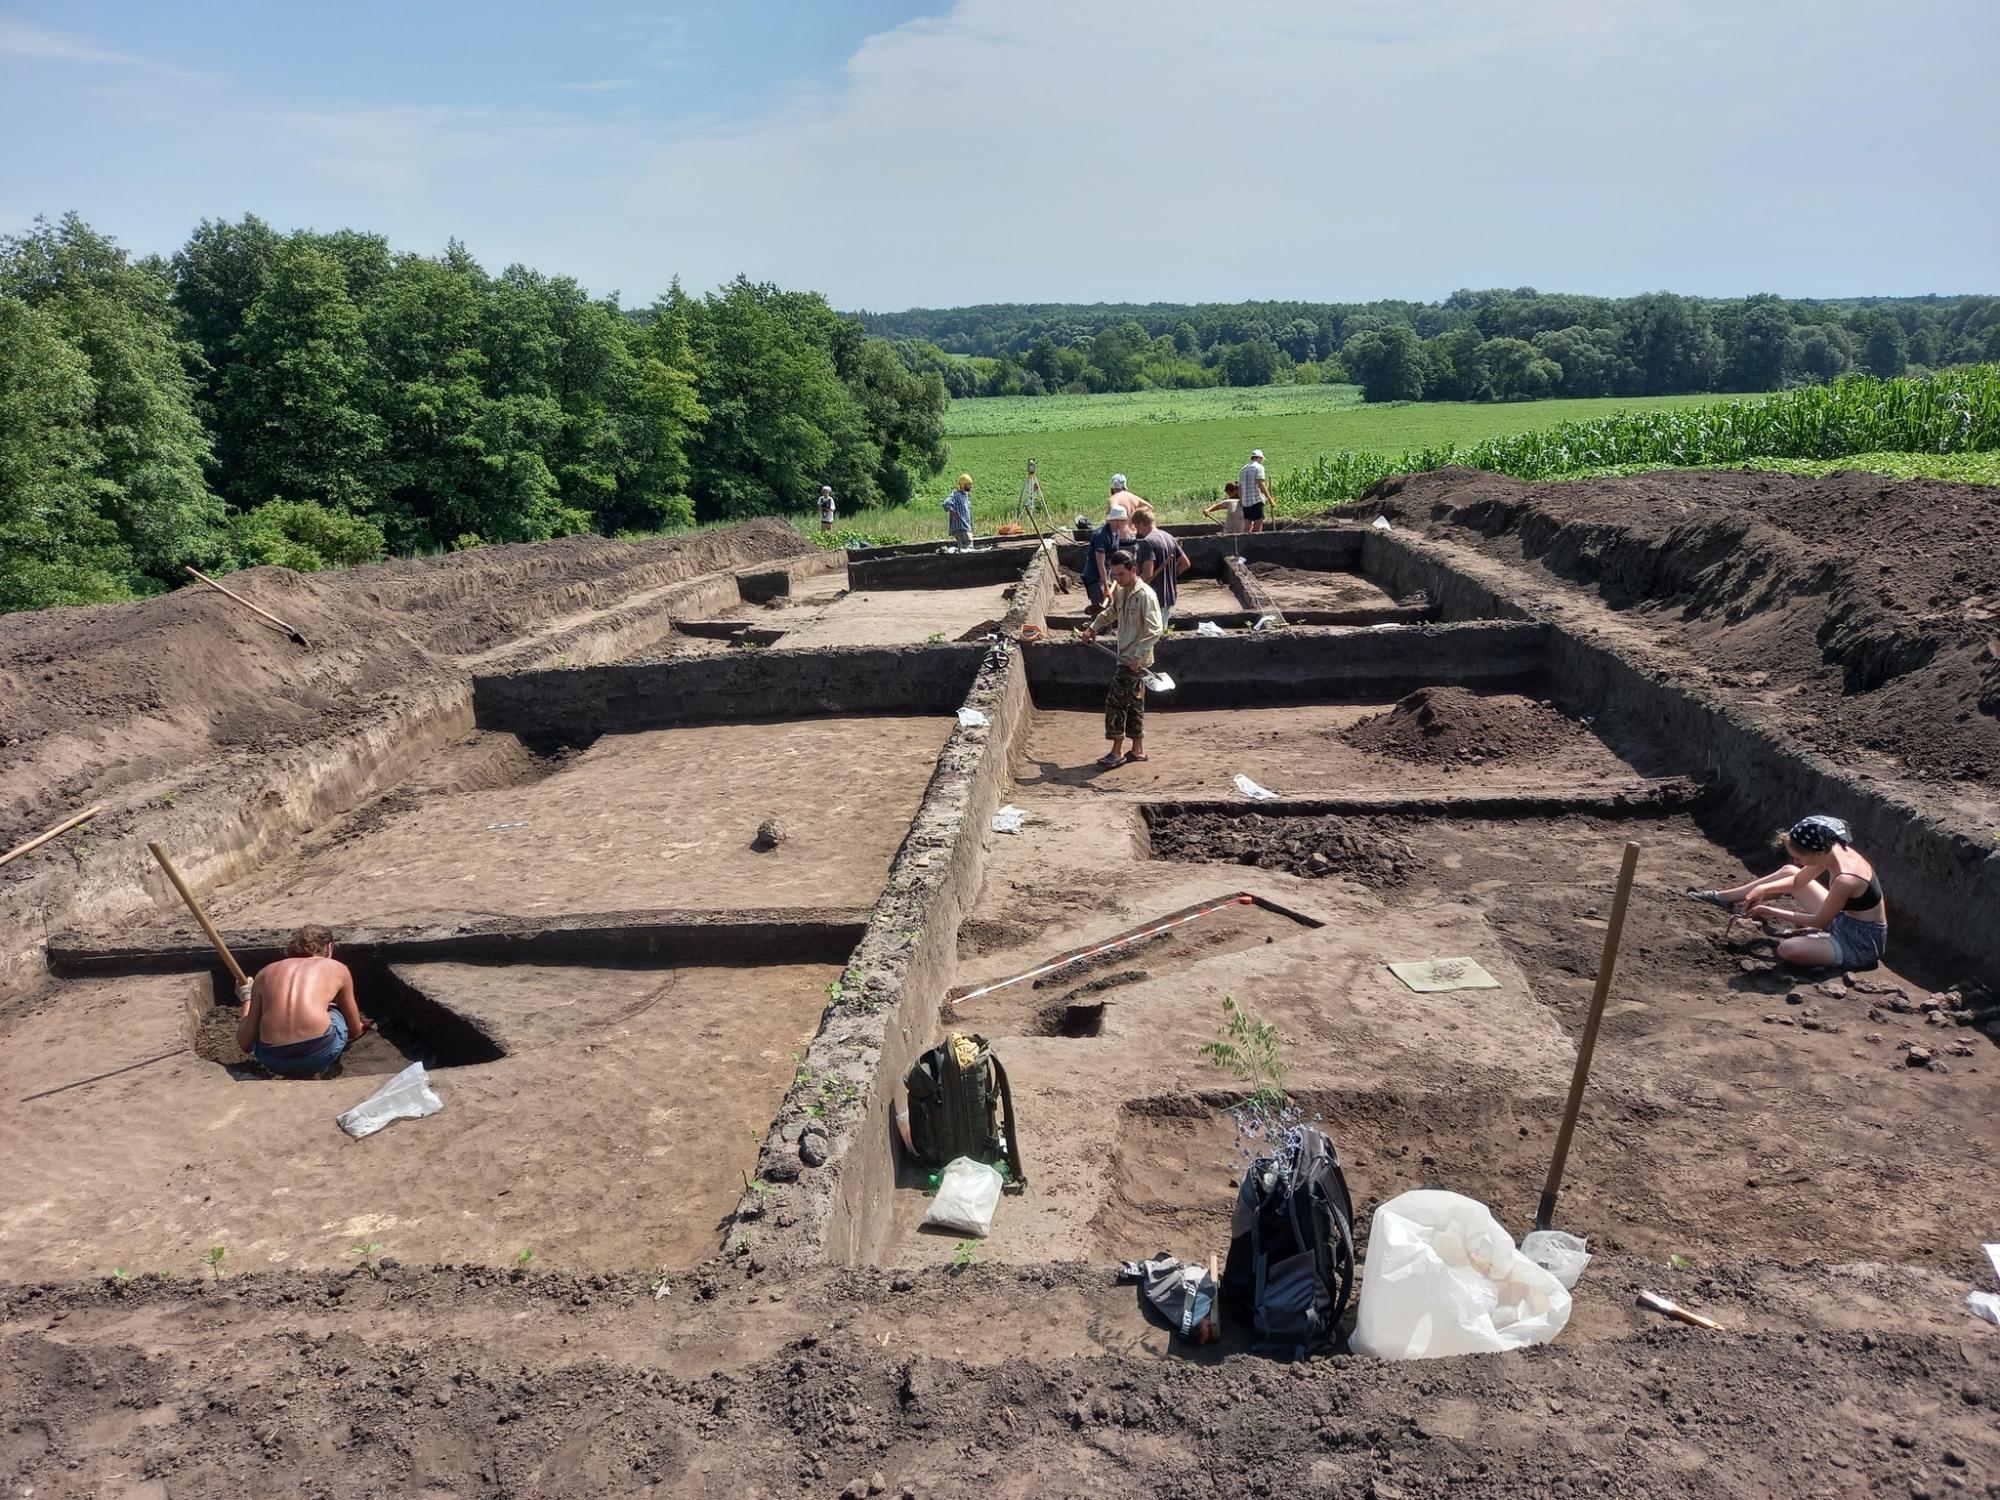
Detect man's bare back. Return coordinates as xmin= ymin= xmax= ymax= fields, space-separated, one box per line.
xmin=237 ymin=950 xmax=367 ymax=1053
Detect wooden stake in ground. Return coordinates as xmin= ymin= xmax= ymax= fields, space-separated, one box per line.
xmin=1535 ymin=839 xmax=1640 ymax=1233
xmin=146 ymin=842 xmax=248 ymax=987
xmin=183 ymin=565 xmax=312 ymax=648
xmin=0 ymin=805 xmax=103 ymax=869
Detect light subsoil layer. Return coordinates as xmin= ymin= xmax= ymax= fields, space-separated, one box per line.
xmin=206 ymin=716 xmax=954 ymax=926
xmin=0 ymin=962 xmax=833 ymax=1279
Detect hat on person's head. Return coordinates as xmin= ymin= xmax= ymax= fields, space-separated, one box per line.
xmin=819 ymin=484 xmax=832 ymax=493
xmin=957 ymin=473 xmax=973 ymax=488
xmin=1109 ymin=474 xmax=1128 ymax=492
xmin=1250 ymin=449 xmax=1264 ymax=461
xmin=1106 ymin=503 xmax=1128 ymax=520
xmin=1787 ymin=814 xmax=1851 ymax=852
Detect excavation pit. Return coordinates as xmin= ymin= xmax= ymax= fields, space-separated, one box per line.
xmin=204 ymin=713 xmax=957 ymax=929
xmin=1 ymin=960 xmax=837 ymax=1279
xmin=186 ymin=964 xmax=505 ymax=1077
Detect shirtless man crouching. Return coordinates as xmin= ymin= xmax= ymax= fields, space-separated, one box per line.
xmin=235 ymin=925 xmax=370 ymax=1077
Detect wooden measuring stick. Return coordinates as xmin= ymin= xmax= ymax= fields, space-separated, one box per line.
xmin=1638 ymin=1289 xmax=1726 ymax=1331
xmin=0 ymin=805 xmax=103 ymax=868
xmin=147 ymin=842 xmax=247 ymax=987
xmin=183 ymin=565 xmax=311 ymax=647
xmin=1535 ymin=840 xmax=1641 ymax=1232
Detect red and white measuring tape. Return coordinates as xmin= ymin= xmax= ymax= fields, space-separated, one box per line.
xmin=949 ymin=894 xmax=1256 ymax=1008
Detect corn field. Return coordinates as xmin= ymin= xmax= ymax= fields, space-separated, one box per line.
xmin=1272 ymin=366 xmax=2000 ymax=510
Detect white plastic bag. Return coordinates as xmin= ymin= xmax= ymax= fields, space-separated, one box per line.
xmin=1351 ymin=1190 xmax=1571 ymax=1359
xmin=1372 ymin=515 xmax=1392 ymax=531
xmin=1252 ymin=614 xmax=1282 ymax=632
xmin=336 ymin=1061 xmax=443 ymax=1139
xmin=921 ymin=1156 xmax=1003 ymax=1238
xmin=1233 ymin=773 xmax=1278 ymax=801
xmin=1195 ymin=620 xmax=1226 ymax=638
xmin=1521 ymin=1229 xmax=1592 ymax=1290
xmin=956 ymin=706 xmax=990 ymax=728
xmin=990 ymin=804 xmax=1028 ymax=834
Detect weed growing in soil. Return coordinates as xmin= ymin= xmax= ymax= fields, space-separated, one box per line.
xmin=109 ymin=1267 xmax=130 ymax=1288
xmin=350 ymin=1241 xmax=382 ymax=1273
xmin=512 ymin=1247 xmax=534 ymax=1278
xmin=1200 ymin=995 xmax=1285 ymax=1110
xmin=949 ymin=1240 xmax=981 ymax=1271
xmin=204 ymin=1245 xmax=228 ymax=1280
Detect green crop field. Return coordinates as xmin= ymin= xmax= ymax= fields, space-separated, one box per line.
xmin=944 ymin=383 xmax=1368 ymax=437
xmin=928 ymin=390 xmax=1733 ymax=525
xmin=809 ymin=369 xmax=2000 ymax=546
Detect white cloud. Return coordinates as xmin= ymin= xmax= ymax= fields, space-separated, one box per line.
xmin=0 ymin=17 xmax=210 ymax=81
xmin=9 ymin=0 xmax=1996 ymax=306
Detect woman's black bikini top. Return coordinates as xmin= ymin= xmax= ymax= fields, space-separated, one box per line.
xmin=1836 ymin=867 xmax=1883 ymax=913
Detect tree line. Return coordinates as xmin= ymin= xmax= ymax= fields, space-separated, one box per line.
xmin=0 ymin=213 xmax=948 ymax=612
xmin=862 ymin=290 xmax=2000 ymax=403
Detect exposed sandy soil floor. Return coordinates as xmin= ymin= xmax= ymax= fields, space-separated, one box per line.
xmin=0 ymin=962 xmax=834 ymax=1280
xmin=203 ymin=716 xmax=954 ymax=927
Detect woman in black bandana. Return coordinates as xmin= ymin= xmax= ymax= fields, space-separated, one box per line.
xmin=1687 ymin=815 xmax=1888 ymax=971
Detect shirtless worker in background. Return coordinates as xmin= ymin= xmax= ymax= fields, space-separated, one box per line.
xmin=235 ymin=925 xmax=369 ymax=1077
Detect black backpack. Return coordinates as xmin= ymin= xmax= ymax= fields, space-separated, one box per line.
xmin=903 ymin=1033 xmax=1027 ymax=1191
xmin=1220 ymin=1125 xmax=1355 ymax=1358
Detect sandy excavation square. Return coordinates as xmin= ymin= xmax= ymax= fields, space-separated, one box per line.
xmin=207 ymin=714 xmax=955 ymax=928
xmin=1015 ymin=693 xmax=1657 ymax=795
xmin=757 ymin=582 xmax=1016 ymax=647
xmin=0 ymin=962 xmax=833 ymax=1280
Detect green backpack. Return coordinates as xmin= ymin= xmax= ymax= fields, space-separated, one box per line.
xmin=904 ymin=1032 xmax=1027 ymax=1191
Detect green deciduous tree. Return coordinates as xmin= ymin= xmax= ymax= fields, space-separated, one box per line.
xmin=1342 ymin=327 xmax=1427 ymax=402
xmin=222 ymin=238 xmax=382 ymax=513
xmin=1 ymin=214 xmax=222 ymax=589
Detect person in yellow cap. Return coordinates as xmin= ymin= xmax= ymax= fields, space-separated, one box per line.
xmin=943 ymin=474 xmax=974 ymax=545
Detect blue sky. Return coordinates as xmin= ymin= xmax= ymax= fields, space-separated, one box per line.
xmin=4 ymin=0 xmax=1996 ymax=309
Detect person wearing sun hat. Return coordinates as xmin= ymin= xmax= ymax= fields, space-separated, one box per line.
xmin=1239 ymin=448 xmax=1272 ymax=533
xmin=1686 ymin=814 xmax=1887 ymax=971
xmin=943 ymin=473 xmax=974 ymax=545
xmin=1081 ymin=476 xmax=1138 ymax=609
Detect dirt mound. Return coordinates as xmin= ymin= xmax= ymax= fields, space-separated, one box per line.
xmin=1149 ymin=812 xmax=1422 ymax=885
xmin=1358 ymin=466 xmax=2000 ymax=791
xmin=1343 ymin=686 xmax=1583 ymax=767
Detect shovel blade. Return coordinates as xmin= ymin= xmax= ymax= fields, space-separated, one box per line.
xmin=1145 ymin=671 xmax=1175 ymax=693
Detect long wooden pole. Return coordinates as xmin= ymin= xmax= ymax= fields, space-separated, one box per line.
xmin=183 ymin=566 xmax=311 ymax=648
xmin=0 ymin=805 xmax=102 ymax=868
xmin=1536 ymin=840 xmax=1640 ymax=1232
xmin=146 ymin=842 xmax=247 ymax=986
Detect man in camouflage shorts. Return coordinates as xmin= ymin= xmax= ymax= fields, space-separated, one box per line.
xmin=1081 ymin=549 xmax=1164 ymax=768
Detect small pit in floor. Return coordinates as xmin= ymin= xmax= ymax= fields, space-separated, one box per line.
xmin=188 ymin=965 xmax=503 ymax=1078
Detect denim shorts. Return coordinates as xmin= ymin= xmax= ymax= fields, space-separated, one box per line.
xmin=1828 ymin=913 xmax=1888 ymax=971
xmin=255 ymin=1009 xmax=349 ymax=1077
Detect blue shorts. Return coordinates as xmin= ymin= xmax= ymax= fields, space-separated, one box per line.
xmin=1827 ymin=913 xmax=1888 ymax=971
xmin=255 ymin=1010 xmax=349 ymax=1077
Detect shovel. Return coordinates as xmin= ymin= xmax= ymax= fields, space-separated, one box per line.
xmin=1088 ymin=638 xmax=1174 ymax=694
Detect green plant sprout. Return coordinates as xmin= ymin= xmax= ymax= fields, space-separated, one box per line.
xmin=204 ymin=1245 xmax=228 ymax=1280
xmin=513 ymin=1247 xmax=535 ymax=1274
xmin=1198 ymin=994 xmax=1285 ymax=1110
xmin=949 ymin=1240 xmax=980 ymax=1271
xmin=350 ymin=1241 xmax=383 ymax=1272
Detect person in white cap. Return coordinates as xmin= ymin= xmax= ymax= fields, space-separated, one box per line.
xmin=1239 ymin=449 xmax=1272 ymax=533
xmin=816 ymin=484 xmax=837 ymax=532
xmin=1083 ymin=476 xmax=1140 ymax=608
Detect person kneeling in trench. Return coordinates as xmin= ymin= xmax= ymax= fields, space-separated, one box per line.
xmin=1081 ymin=549 xmax=1163 ymax=769
xmin=236 ymin=925 xmax=371 ymax=1077
xmin=1687 ymin=815 xmax=1888 ymax=971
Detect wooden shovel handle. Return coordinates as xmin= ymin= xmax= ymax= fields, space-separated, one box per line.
xmin=147 ymin=842 xmax=247 ymax=986
xmin=184 ymin=566 xmax=310 ymax=646
xmin=0 ymin=805 xmax=102 ymax=868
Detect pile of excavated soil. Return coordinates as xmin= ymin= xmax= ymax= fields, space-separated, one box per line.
xmin=1359 ymin=466 xmax=2000 ymax=791
xmin=1342 ymin=686 xmax=1584 ymax=767
xmin=1149 ymin=812 xmax=1422 ymax=885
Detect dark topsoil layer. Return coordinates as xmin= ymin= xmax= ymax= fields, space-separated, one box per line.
xmin=1343 ymin=686 xmax=1586 ymax=767
xmin=0 ymin=521 xmax=808 ymax=849
xmin=1151 ymin=811 xmax=1422 ymax=886
xmin=4 ymin=1258 xmax=1995 ymax=1500
xmin=1358 ymin=466 xmax=2000 ymax=790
